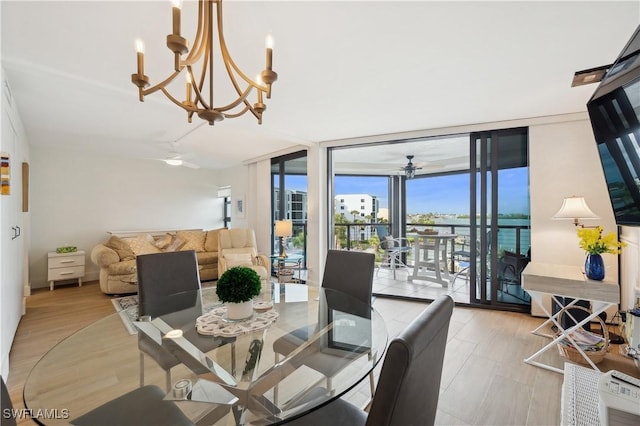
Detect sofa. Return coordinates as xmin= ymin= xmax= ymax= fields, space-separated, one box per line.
xmin=90 ymin=229 xmax=223 ymax=295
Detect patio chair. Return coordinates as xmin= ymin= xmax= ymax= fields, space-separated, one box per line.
xmin=376 ymin=236 xmax=412 ymax=279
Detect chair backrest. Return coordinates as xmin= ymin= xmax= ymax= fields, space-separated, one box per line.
xmin=321 ymin=250 xmax=375 ymax=306
xmin=1 ymin=376 xmax=17 ymax=426
xmin=218 ymin=228 xmax=258 ymax=254
xmin=136 ymin=250 xmax=201 ymax=319
xmin=366 ymin=295 xmax=454 ymax=426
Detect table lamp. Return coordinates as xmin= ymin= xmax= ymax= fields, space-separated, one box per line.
xmin=552 ymin=196 xmax=599 ymax=227
xmin=275 ymin=220 xmax=293 ymax=258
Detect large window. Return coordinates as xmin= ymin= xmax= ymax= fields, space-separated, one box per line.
xmin=328 ymin=128 xmax=530 ymax=312
xmin=271 ymin=151 xmax=308 ymax=269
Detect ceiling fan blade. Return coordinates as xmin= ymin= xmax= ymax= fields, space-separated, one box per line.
xmin=182 ymin=161 xmax=200 ymax=169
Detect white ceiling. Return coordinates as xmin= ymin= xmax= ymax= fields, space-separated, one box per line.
xmin=2 ymin=1 xmax=639 ymax=171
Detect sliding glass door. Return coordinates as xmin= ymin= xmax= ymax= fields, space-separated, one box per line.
xmin=470 ymin=128 xmax=531 ymax=310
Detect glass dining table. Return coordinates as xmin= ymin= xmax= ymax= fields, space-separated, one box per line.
xmin=23 ymin=283 xmax=387 ymax=425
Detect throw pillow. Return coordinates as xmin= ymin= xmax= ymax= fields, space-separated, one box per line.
xmin=126 ymin=234 xmax=162 ymax=256
xmin=177 ymin=230 xmax=206 ymax=252
xmin=204 ymin=228 xmax=224 ymax=252
xmin=164 ymin=237 xmax=185 ymax=252
xmin=224 ymin=253 xmax=254 ymax=268
xmin=104 ymin=236 xmax=136 ymax=261
xmin=153 ymin=233 xmax=173 ymax=250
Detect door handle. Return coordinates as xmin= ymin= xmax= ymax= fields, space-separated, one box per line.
xmin=11 ymin=226 xmax=21 ymax=239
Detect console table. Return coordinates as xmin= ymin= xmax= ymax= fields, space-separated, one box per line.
xmin=522 ymin=262 xmax=619 ymax=374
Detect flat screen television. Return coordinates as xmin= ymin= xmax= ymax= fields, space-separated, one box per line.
xmin=588 ymin=24 xmax=640 ymax=225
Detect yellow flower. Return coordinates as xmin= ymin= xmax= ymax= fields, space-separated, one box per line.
xmin=576 ymin=226 xmax=626 ymax=255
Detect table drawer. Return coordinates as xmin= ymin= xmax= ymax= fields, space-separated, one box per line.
xmin=48 ymin=255 xmax=85 ymax=269
xmin=47 ymin=266 xmax=84 ymax=281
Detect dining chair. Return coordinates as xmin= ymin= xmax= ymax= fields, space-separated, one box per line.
xmin=71 ymin=384 xmax=195 ymax=426
xmin=272 ymin=249 xmax=376 ymax=404
xmin=282 ymin=294 xmax=454 ymax=426
xmin=136 ymin=250 xmax=230 ymax=391
xmin=1 ymin=376 xmax=16 ymax=426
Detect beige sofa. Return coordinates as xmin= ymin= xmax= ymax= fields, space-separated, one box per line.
xmin=90 ymin=229 xmax=223 ymax=295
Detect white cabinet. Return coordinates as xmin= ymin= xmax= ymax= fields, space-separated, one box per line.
xmin=47 ymin=250 xmax=85 ymax=290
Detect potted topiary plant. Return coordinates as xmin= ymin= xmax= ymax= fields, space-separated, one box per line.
xmin=216 ymin=266 xmax=262 ymax=320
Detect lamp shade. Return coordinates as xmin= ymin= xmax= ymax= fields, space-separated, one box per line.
xmin=274 ymin=220 xmax=293 ymax=237
xmin=552 ymin=196 xmax=599 ymax=223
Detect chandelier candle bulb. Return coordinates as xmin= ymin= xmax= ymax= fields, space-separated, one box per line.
xmin=172 ymin=0 xmax=182 ymax=36
xmin=265 ymin=35 xmax=274 ymax=70
xmin=135 ymin=40 xmax=145 ymax=76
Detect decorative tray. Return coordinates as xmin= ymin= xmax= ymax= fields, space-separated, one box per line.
xmin=196 ymin=305 xmax=278 ymax=337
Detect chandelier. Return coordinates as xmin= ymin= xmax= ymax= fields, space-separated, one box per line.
xmin=130 ymin=0 xmax=277 ymax=126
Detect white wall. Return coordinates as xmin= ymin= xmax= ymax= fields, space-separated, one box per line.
xmin=529 ymin=118 xmax=617 ymax=270
xmin=1 ymin=70 xmax=30 ymax=378
xmin=620 ymin=226 xmax=640 ymax=311
xmin=29 ymin=147 xmax=224 ymax=288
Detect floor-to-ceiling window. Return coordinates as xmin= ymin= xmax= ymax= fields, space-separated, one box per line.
xmin=271 ymin=151 xmax=308 ymax=276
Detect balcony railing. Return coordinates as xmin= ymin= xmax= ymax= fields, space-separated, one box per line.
xmin=334 ymin=222 xmax=530 ymax=273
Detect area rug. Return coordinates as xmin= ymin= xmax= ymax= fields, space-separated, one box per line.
xmin=111 ymin=295 xmax=139 ymax=335
xmin=111 ymin=291 xmax=219 ymax=336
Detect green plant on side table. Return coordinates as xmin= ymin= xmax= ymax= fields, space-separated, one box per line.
xmin=56 ymin=246 xmax=77 ymax=253
xmin=216 ymin=266 xmax=261 ymax=320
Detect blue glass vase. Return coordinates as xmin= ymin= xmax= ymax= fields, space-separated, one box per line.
xmin=585 ymin=253 xmax=605 ymax=281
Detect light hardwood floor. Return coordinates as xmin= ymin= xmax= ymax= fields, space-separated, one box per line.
xmin=6 ymin=281 xmax=639 ymax=425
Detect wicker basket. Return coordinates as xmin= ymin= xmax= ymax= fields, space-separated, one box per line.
xmin=556 ymin=305 xmax=609 ymax=365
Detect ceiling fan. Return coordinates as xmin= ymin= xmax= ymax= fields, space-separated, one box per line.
xmin=401 ymin=155 xmax=422 ymax=179
xmin=155 ymin=141 xmax=200 ymax=169
xmin=162 ymin=151 xmax=200 ymax=169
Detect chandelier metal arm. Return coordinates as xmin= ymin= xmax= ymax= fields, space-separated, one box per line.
xmin=160 ymin=87 xmax=196 ymax=111
xmin=216 ymin=0 xmax=263 ymax=95
xmin=141 ymin=70 xmax=182 ymax=98
xmin=183 ymin=0 xmax=207 ymax=64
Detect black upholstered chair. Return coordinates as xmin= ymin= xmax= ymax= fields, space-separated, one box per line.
xmin=272 ymin=250 xmax=376 ymax=403
xmin=136 ymin=250 xmax=230 ymax=390
xmin=71 ymin=384 xmax=195 ymax=426
xmin=282 ymin=294 xmax=454 ymax=426
xmin=1 ymin=376 xmax=16 ymax=426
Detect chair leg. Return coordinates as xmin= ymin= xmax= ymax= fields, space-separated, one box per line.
xmin=368 ymin=352 xmax=375 ymax=397
xmin=273 ymin=353 xmax=280 ymax=406
xmin=231 ymin=342 xmax=236 ymax=376
xmin=165 ymin=370 xmax=171 ymax=392
xmin=139 ymin=352 xmax=145 ymax=388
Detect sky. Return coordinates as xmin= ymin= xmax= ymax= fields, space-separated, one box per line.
xmin=285 ymin=168 xmax=530 ymax=215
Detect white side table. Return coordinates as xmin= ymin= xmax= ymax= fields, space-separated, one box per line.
xmin=47 ymin=250 xmax=85 ymax=290
xmin=522 ymin=262 xmax=619 ymax=373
